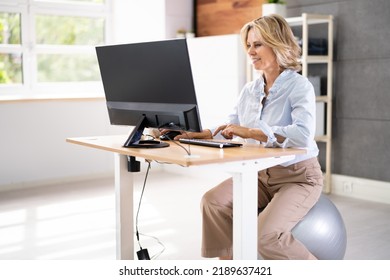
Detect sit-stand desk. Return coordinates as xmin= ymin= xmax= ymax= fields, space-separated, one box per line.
xmin=66 ymin=135 xmax=305 ymax=260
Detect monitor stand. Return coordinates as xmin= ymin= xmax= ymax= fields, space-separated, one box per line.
xmin=123 ymin=115 xmax=169 ymax=148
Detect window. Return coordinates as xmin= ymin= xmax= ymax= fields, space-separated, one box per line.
xmin=0 ymin=0 xmax=111 ymax=99
xmin=0 ymin=11 xmax=22 ymax=84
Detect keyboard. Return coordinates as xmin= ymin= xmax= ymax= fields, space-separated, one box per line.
xmin=178 ymin=138 xmax=243 ymax=148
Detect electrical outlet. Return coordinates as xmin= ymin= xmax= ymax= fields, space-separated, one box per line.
xmin=343 ymin=181 xmax=353 ymax=193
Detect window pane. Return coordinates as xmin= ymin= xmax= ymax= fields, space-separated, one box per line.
xmin=37 ymin=53 xmax=100 ymax=82
xmin=36 ymin=15 xmax=105 ymax=45
xmin=0 ymin=13 xmax=21 ymax=44
xmin=0 ymin=53 xmax=23 ymax=84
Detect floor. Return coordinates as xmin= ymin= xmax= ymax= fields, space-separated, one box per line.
xmin=1 ymin=168 xmax=390 ymax=260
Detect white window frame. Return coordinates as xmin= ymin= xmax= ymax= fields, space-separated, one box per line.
xmin=0 ymin=0 xmax=113 ymax=100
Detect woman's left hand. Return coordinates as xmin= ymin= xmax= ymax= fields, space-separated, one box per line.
xmin=221 ymin=124 xmax=251 ymax=139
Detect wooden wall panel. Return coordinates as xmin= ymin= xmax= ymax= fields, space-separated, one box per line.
xmin=196 ymin=0 xmax=264 ymax=37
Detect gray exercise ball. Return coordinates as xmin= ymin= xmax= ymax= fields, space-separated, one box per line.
xmin=292 ymin=194 xmax=347 ymax=260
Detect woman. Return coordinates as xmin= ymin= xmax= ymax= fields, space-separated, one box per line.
xmin=173 ymin=14 xmax=323 ymax=260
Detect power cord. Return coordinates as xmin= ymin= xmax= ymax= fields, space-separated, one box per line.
xmin=135 ymin=160 xmax=151 ymax=260
xmin=162 ymin=131 xmax=192 ymax=156
xmin=134 ymin=158 xmax=167 ymax=260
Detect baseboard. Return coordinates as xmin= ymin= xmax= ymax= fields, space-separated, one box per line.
xmin=0 ymin=161 xmax=163 ymax=193
xmin=0 ymin=172 xmax=114 ymax=193
xmin=332 ymin=174 xmax=390 ymax=205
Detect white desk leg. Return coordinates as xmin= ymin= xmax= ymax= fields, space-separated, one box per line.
xmin=224 ymin=155 xmax=295 ymax=260
xmin=114 ymin=153 xmax=134 ymax=260
xmin=231 ymin=169 xmax=258 ymax=260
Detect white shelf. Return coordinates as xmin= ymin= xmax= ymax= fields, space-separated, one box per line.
xmin=306 ymin=55 xmax=330 ymax=64
xmin=316 ymin=96 xmax=329 ymax=103
xmin=315 ymin=135 xmax=330 ymax=143
xmin=286 ymin=13 xmax=334 ymax=26
xmin=287 ymin=13 xmax=334 ymax=193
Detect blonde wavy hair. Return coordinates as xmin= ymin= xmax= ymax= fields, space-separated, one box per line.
xmin=240 ymin=14 xmax=301 ymax=71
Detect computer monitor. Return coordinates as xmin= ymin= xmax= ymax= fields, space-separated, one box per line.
xmin=95 ymin=39 xmax=202 ymax=148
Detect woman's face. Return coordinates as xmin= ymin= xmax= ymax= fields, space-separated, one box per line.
xmin=246 ymin=28 xmax=278 ymax=72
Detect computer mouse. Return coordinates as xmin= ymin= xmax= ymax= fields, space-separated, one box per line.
xmin=159 ymin=131 xmax=182 ymax=141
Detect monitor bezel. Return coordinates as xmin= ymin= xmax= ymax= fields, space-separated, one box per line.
xmin=96 ymin=39 xmax=203 ymax=148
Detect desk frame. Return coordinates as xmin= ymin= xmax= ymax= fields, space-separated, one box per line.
xmin=67 ymin=135 xmax=303 ymax=260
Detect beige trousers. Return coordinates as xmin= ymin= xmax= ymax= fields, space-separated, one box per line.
xmin=201 ymin=157 xmax=323 ymax=260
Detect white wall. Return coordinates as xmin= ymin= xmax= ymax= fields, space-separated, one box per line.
xmin=165 ymin=0 xmax=194 ymax=38
xmin=0 ymin=99 xmax=128 ymax=190
xmin=111 ymin=0 xmax=193 ymax=43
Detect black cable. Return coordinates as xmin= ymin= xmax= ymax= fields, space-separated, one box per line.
xmin=143 ymin=131 xmax=191 ymax=155
xmin=163 ymin=131 xmax=192 ymax=156
xmin=135 ymin=160 xmax=151 ymax=251
xmin=134 ymin=160 xmax=168 ymax=260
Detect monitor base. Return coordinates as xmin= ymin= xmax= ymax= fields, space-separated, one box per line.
xmin=124 ymin=140 xmax=169 ymax=149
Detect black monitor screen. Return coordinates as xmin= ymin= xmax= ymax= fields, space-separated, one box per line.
xmin=96 ymin=39 xmax=202 ymax=148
